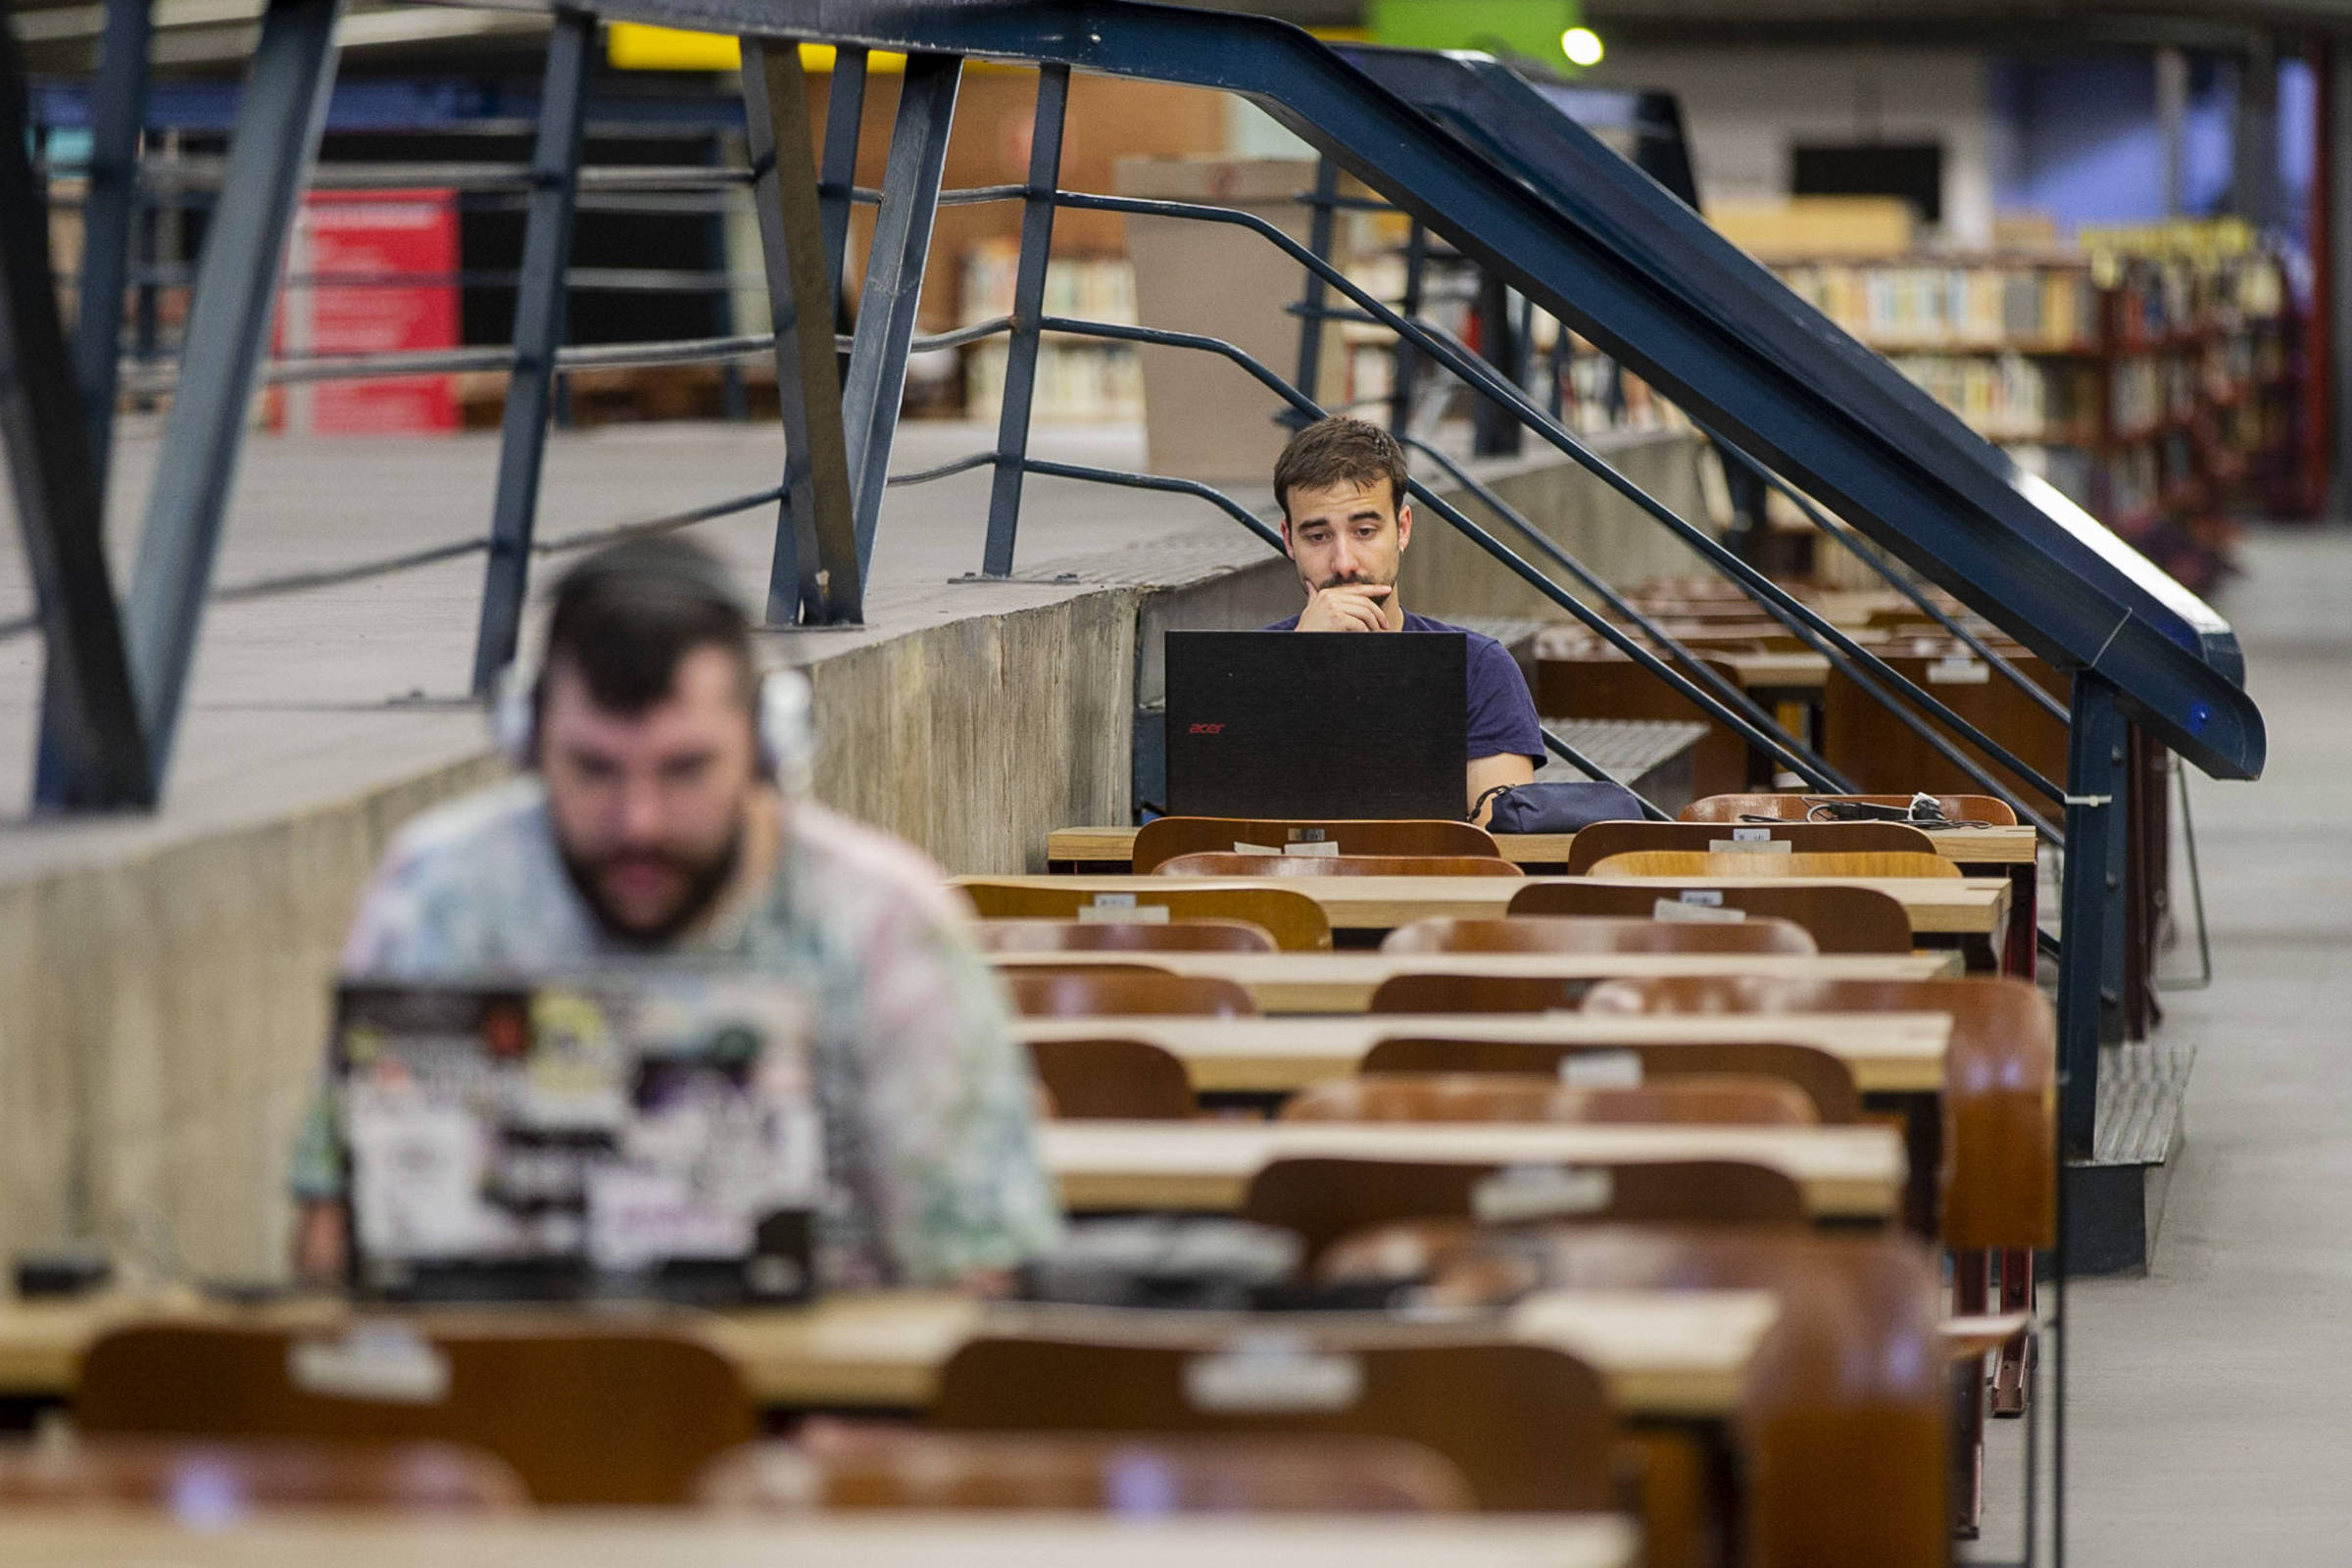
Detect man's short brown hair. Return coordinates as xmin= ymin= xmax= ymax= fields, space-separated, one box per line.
xmin=1272 ymin=416 xmax=1409 ymax=519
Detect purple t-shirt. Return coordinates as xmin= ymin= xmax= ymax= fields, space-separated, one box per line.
xmin=1261 ymin=611 xmax=1545 ymax=765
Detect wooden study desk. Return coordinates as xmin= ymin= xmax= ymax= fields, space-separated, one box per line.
xmin=1045 ymin=823 xmax=2036 ymax=871
xmin=1015 ymin=1010 xmax=1955 ymax=1096
xmin=0 ymin=1514 xmax=1642 ymax=1568
xmin=990 ymin=948 xmax=1953 ymax=1012
xmin=1039 ymin=1120 xmax=1904 ymax=1220
xmin=966 ymin=874 xmax=2010 ymax=939
xmin=0 ymin=1285 xmax=1774 ymax=1421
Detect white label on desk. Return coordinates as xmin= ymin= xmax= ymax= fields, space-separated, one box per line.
xmin=289 ymin=1325 xmax=451 ymax=1405
xmin=1185 ymin=1341 xmax=1364 ymax=1412
xmin=1708 ymin=837 xmax=1792 ymax=855
xmin=1282 ymin=841 xmax=1341 ymax=858
xmin=1560 ymin=1050 xmax=1643 ymax=1089
xmin=1928 ymin=658 xmax=1991 ymax=685
xmin=1079 ymin=899 xmax=1169 ymax=925
xmin=1286 ymin=828 xmax=1330 ymax=844
xmin=1473 ymin=1164 xmax=1613 ymax=1222
xmin=1730 ymin=826 xmax=1776 ymax=843
xmin=1233 ymin=841 xmax=1281 ymax=856
xmin=1654 ymin=897 xmax=1746 ymax=923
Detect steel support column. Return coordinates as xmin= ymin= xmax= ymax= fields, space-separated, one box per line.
xmin=817 ymin=45 xmax=868 ymax=323
xmin=120 ymin=0 xmax=339 ymax=779
xmin=1292 ymin=155 xmax=1338 ymax=410
xmin=0 ymin=3 xmax=150 ymax=808
xmin=71 ymin=0 xmax=152 ymax=493
xmin=2056 ymin=671 xmax=2128 ymax=1157
xmin=745 ymin=38 xmax=861 ymax=624
xmin=840 ymin=51 xmax=961 ymax=587
xmin=979 ymin=63 xmax=1069 ymax=579
xmin=470 ymin=8 xmax=592 ymax=692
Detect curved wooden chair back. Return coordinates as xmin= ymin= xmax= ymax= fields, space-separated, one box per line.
xmin=1027 ymin=1037 xmax=1199 ymax=1119
xmin=1368 ymin=972 xmax=1594 ymax=1013
xmin=1679 ymin=793 xmax=2019 ymax=826
xmin=697 ymin=1424 xmax=1477 ymax=1512
xmin=1382 ymin=914 xmax=1816 ymax=957
xmin=1563 ymin=820 xmax=1936 ymax=873
xmin=959 ymin=881 xmax=1332 ymax=951
xmin=1581 ymin=974 xmax=2055 ymax=1249
xmin=932 ymin=1331 xmax=1617 ymax=1512
xmin=1002 ymin=967 xmax=1257 ymax=1018
xmin=74 ymin=1323 xmax=756 ymax=1505
xmin=1312 ymin=1225 xmax=1949 ymax=1568
xmin=1361 ymin=1037 xmax=1862 ymax=1123
xmin=1506 ymin=880 xmax=1914 ymax=954
xmin=1133 ymin=817 xmax=1499 ymax=872
xmin=1244 ymin=1155 xmax=1807 ymax=1261
xmin=1585 ymin=850 xmax=1961 ymax=880
xmin=1155 ymin=853 xmax=1522 ymax=879
xmin=976 ymin=917 xmax=1278 ymax=955
xmin=0 ymin=1437 xmax=527 ymax=1512
xmin=1280 ymin=1073 xmax=1816 ymax=1126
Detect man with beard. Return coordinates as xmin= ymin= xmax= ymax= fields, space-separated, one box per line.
xmin=290 ymin=539 xmax=1058 ymax=1289
xmin=1265 ymin=416 xmax=1544 ymax=822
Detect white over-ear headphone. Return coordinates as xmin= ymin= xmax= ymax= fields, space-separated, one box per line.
xmin=490 ymin=660 xmax=815 ymax=796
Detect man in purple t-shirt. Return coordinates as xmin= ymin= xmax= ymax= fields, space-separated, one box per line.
xmin=1263 ymin=416 xmax=1545 ymax=824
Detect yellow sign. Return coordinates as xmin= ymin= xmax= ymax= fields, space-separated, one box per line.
xmin=607 ymin=25 xmax=906 ymax=74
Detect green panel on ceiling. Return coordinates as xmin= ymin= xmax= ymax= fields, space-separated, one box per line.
xmin=1366 ymin=0 xmax=1582 ymax=61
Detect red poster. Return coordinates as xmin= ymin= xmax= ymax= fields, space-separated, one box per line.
xmin=277 ymin=188 xmax=460 ymax=435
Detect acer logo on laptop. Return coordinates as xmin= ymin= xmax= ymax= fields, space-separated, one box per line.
xmin=1188 ymin=722 xmax=1226 ymax=734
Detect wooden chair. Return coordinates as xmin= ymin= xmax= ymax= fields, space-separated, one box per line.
xmin=1028 ymin=1037 xmax=1199 ymax=1119
xmin=1280 ymin=1073 xmax=1816 ymax=1126
xmin=1680 ymin=793 xmax=2019 ymax=826
xmin=1003 ymin=967 xmax=1257 ymax=1018
xmin=1382 ymin=914 xmax=1817 ymax=956
xmin=0 ymin=1436 xmax=527 ymax=1512
xmin=1505 ymin=880 xmax=1915 ymax=954
xmin=697 ymin=1422 xmax=1476 ymax=1512
xmin=74 ymin=1322 xmax=758 ymax=1505
xmin=1578 ymin=975 xmax=2054 ymax=1250
xmin=1532 ymin=648 xmax=1752 ymax=799
xmin=1133 ymin=817 xmax=1500 ymax=872
xmin=1361 ymin=1038 xmax=1862 ymax=1123
xmin=976 ymin=917 xmax=1278 ymax=955
xmin=931 ymin=1330 xmax=1618 ymax=1512
xmin=1368 ymin=972 xmax=1595 ymax=1013
xmin=1585 ymin=850 xmax=1962 ymax=880
xmin=1313 ymin=1226 xmax=1949 ymax=1568
xmin=1562 ymin=820 xmax=1937 ymax=873
xmin=959 ymin=881 xmax=1333 ymax=951
xmin=1244 ymin=1156 xmax=1807 ymax=1262
xmin=1154 ymin=853 xmax=1522 ymax=879
xmin=1822 ymin=650 xmax=2068 ymax=801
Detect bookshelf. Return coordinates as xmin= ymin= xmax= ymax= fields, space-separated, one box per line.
xmin=958 ymin=240 xmax=1145 ymax=422
xmin=1770 ymin=221 xmax=2300 ymax=592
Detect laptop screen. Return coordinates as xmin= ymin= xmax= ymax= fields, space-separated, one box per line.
xmin=1163 ymin=631 xmax=1468 ymax=819
xmin=332 ymin=972 xmax=822 ymax=1304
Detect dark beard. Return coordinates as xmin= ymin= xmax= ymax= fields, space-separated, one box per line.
xmin=559 ymin=822 xmax=746 ymax=949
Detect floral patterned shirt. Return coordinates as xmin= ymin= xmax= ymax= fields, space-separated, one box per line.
xmin=292 ymin=779 xmax=1062 ymax=1287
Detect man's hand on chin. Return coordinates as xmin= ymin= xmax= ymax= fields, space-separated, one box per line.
xmin=1295 ymin=583 xmax=1393 ymax=632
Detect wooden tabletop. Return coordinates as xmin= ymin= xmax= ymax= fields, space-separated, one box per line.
xmin=1045 ymin=823 xmax=2037 ymax=869
xmin=1039 ymin=1120 xmax=1905 ymax=1218
xmin=0 ymin=1285 xmax=1772 ymax=1420
xmin=0 ymin=1514 xmax=1642 ymax=1568
xmin=991 ymin=949 xmax=1953 ymax=1012
xmin=966 ymin=875 xmax=2011 ymax=937
xmin=1708 ymin=650 xmax=1832 ymax=690
xmin=1015 ymin=1010 xmax=1954 ymax=1095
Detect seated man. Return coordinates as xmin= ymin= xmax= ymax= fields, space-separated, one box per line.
xmin=292 ymin=537 xmax=1060 ymax=1289
xmin=1267 ymin=416 xmax=1544 ymax=821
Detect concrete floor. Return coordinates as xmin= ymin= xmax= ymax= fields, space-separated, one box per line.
xmin=1968 ymin=525 xmax=2352 ymax=1564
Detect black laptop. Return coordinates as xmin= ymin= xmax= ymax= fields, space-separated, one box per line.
xmin=1163 ymin=630 xmax=1467 ymax=819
